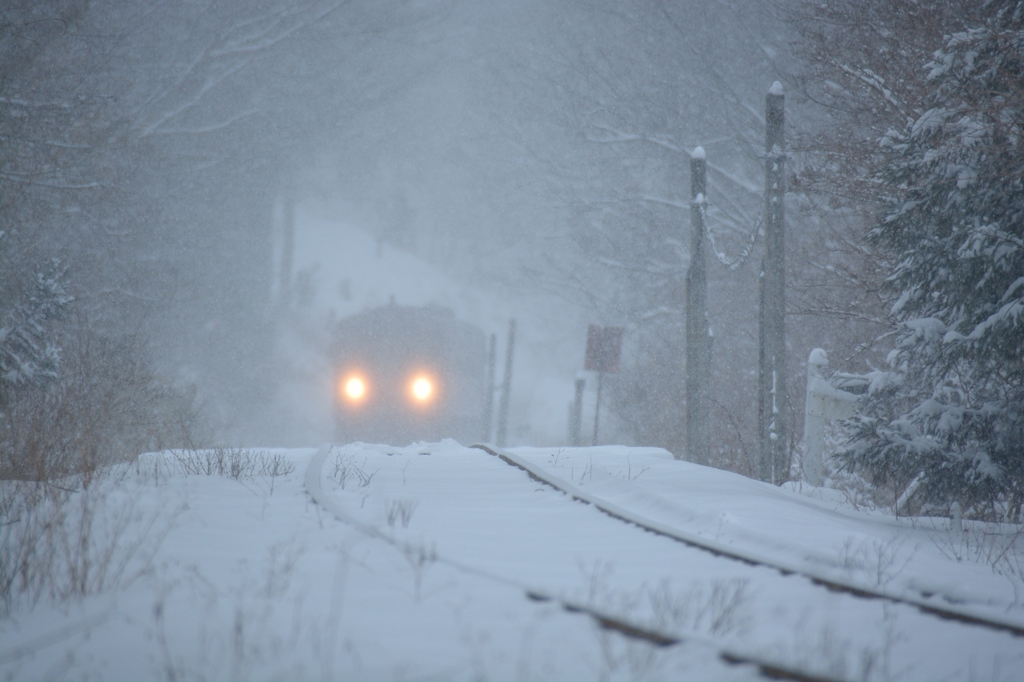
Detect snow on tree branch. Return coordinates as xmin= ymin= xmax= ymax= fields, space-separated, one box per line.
xmin=839 ymin=4 xmax=1024 ymax=518
xmin=0 ymin=248 xmax=73 ymax=396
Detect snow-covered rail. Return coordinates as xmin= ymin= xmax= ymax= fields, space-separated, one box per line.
xmin=470 ymin=444 xmax=1024 ymax=639
xmin=304 ymin=443 xmax=855 ymax=682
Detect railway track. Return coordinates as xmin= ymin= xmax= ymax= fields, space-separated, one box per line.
xmin=306 ymin=442 xmax=1023 ymax=681
xmin=469 ymin=444 xmax=1024 ymax=640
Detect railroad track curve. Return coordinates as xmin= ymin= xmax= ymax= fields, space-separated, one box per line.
xmin=306 ymin=442 xmax=1023 ymax=681
xmin=470 ymin=443 xmax=1024 ymax=639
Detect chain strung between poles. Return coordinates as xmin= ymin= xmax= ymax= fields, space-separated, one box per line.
xmin=693 ymin=194 xmax=762 ymax=271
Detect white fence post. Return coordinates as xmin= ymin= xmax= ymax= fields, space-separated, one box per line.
xmin=802 ymin=349 xmax=859 ymax=485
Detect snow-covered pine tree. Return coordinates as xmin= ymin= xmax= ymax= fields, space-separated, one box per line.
xmin=0 ymin=233 xmax=72 ymax=404
xmin=839 ymin=2 xmax=1024 ymax=519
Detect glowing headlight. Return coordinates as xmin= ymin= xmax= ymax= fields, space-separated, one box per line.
xmin=410 ymin=376 xmax=433 ymax=402
xmin=343 ymin=376 xmax=366 ymax=401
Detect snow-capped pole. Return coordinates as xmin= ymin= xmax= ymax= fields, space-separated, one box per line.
xmin=686 ymin=148 xmax=711 ymax=465
xmin=683 ymin=84 xmax=790 ymax=483
xmin=759 ymin=82 xmax=788 ymax=484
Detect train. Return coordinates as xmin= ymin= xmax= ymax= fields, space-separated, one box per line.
xmin=330 ymin=304 xmax=489 ymax=445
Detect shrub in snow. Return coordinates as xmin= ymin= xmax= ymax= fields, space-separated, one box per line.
xmin=0 ymin=470 xmax=171 ymax=616
xmin=0 ymin=239 xmax=205 ymax=481
xmin=1 ymin=331 xmax=206 ymax=480
xmin=839 ymin=4 xmax=1024 ymax=519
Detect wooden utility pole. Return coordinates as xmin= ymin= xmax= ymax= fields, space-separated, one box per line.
xmin=758 ymin=82 xmax=788 ymax=484
xmin=686 ymin=147 xmax=711 ymax=465
xmin=482 ymin=333 xmax=496 ymax=442
xmin=496 ymin=319 xmax=516 ymax=447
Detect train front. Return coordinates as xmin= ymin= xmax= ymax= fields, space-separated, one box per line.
xmin=331 ymin=305 xmax=487 ymax=445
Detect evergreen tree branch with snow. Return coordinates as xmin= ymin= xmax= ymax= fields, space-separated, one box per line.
xmin=839 ymin=2 xmax=1024 ymax=519
xmin=0 ymin=233 xmax=72 ymax=404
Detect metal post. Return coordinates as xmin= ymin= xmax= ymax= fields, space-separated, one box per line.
xmin=686 ymin=147 xmax=711 ymax=465
xmin=758 ymin=82 xmax=788 ymax=484
xmin=592 ymin=371 xmax=603 ymax=446
xmin=483 ymin=333 xmax=496 ymax=442
xmin=570 ymin=378 xmax=585 ymax=446
xmin=496 ymin=319 xmax=516 ymax=447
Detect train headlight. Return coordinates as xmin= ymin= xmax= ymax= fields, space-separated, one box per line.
xmin=410 ymin=376 xmax=433 ymax=403
xmin=342 ymin=376 xmax=367 ymax=402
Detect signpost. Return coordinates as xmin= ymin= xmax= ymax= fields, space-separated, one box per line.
xmin=584 ymin=324 xmax=623 ymax=445
xmin=569 ymin=378 xmax=585 ymax=446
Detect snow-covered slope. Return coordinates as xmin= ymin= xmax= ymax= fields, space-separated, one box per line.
xmin=3 ymin=444 xmax=1021 ymax=681
xmin=510 ymin=446 xmax=1024 ymax=617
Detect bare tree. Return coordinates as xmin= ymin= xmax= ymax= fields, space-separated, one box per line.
xmin=478 ymin=0 xmax=883 ymax=473
xmin=1 ymin=0 xmax=461 ymax=451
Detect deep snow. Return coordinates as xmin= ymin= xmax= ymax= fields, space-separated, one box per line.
xmin=2 ymin=443 xmax=1022 ymax=681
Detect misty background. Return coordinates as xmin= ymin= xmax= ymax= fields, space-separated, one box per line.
xmin=4 ymin=7 xmax=1023 ymax=676
xmin=2 ymin=0 xmax=883 ymax=475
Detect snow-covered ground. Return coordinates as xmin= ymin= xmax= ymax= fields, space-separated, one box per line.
xmin=2 ymin=443 xmax=1022 ymax=681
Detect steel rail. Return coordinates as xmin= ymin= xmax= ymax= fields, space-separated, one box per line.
xmin=305 ymin=443 xmax=850 ymax=682
xmin=470 ymin=443 xmax=1024 ymax=639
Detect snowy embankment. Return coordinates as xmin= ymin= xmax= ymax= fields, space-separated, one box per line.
xmin=508 ymin=446 xmax=1024 ymax=623
xmin=2 ymin=444 xmax=1022 ymax=681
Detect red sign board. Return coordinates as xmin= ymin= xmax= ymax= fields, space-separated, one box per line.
xmin=585 ymin=325 xmax=624 ymax=373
